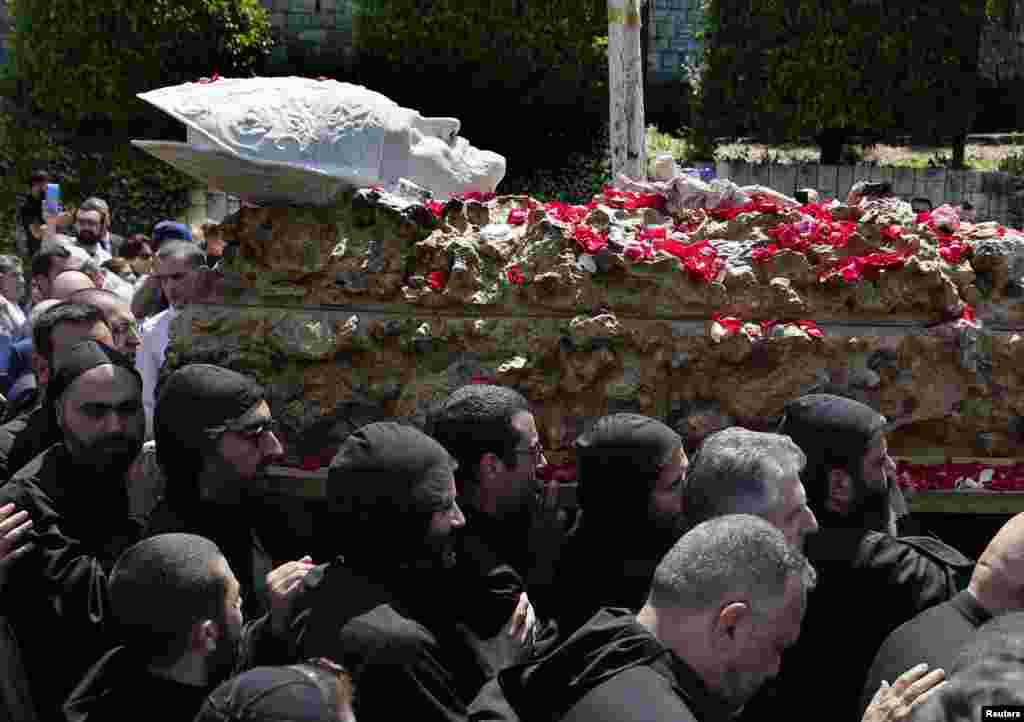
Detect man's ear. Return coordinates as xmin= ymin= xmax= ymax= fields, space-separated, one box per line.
xmin=710 ymin=601 xmax=750 ymax=651
xmin=192 ymin=619 xmax=220 ymax=655
xmin=826 ymin=468 xmax=854 ymax=515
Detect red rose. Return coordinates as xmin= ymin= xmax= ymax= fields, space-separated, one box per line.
xmin=427 ymin=271 xmax=446 ymax=291
xmin=425 ymin=200 xmax=446 ymax=219
xmin=507 ymin=208 xmax=528 ymax=225
xmin=573 ymin=226 xmax=608 ymax=254
xmin=752 ymin=244 xmax=780 ymax=262
xmin=797 ymin=320 xmax=824 ymax=338
xmin=881 ymin=225 xmax=904 ymax=244
xmin=506 ymin=265 xmax=526 ymax=285
xmin=712 ymin=313 xmax=743 ymax=335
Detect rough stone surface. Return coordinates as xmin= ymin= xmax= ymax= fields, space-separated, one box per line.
xmin=164 ymin=187 xmax=1024 ymax=470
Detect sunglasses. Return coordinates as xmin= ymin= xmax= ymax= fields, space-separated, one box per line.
xmin=208 ymin=417 xmax=281 ymax=442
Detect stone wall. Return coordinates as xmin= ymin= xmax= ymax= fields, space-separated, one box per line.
xmin=647 ymin=0 xmax=704 ymax=82
xmin=259 ymin=0 xmax=359 ymax=69
xmin=163 ymin=187 xmax=1024 ymax=479
xmin=715 ymin=161 xmax=1024 ymax=231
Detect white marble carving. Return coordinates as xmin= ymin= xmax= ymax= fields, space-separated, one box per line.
xmin=132 ymin=77 xmax=506 ymax=206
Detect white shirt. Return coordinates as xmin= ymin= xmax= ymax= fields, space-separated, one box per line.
xmin=75 ymin=241 xmax=112 ymax=265
xmin=0 ymin=297 xmax=27 ymax=340
xmin=137 ymin=306 xmax=180 ymax=440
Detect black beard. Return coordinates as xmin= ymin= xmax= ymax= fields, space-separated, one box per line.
xmin=69 ymin=436 xmax=142 ymax=478
xmin=77 ymin=231 xmax=100 ymax=247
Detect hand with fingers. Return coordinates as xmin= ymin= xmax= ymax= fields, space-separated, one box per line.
xmin=862 ymin=662 xmax=947 ymax=722
xmin=0 ymin=502 xmax=34 ymax=594
xmin=507 ymin=592 xmax=537 ymax=647
xmin=266 ymin=555 xmax=315 ymax=636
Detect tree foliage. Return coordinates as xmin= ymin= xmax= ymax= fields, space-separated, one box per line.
xmin=349 ymin=0 xmax=609 ymax=164
xmin=11 ymin=0 xmax=273 ymax=128
xmin=697 ymin=0 xmax=993 ymax=164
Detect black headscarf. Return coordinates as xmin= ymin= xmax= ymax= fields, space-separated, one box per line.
xmin=778 ymin=393 xmax=889 ymax=529
xmin=575 ymin=413 xmax=681 ymax=529
xmin=327 ymin=422 xmax=456 ymax=566
xmin=48 ymin=340 xmax=141 ymax=406
xmin=154 ymin=364 xmax=265 ymax=505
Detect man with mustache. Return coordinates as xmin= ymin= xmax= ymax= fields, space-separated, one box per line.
xmin=145 ymin=364 xmax=311 ymax=621
xmin=0 ymin=340 xmax=146 ymax=722
xmin=72 ymin=205 xmax=112 ymax=264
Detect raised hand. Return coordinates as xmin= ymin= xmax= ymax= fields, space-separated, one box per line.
xmin=0 ymin=503 xmax=34 ymax=595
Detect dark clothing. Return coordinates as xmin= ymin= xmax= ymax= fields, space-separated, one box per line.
xmin=64 ymin=646 xmax=213 ymax=722
xmin=286 ymin=558 xmax=491 ymax=722
xmin=737 ymin=527 xmax=973 ymax=722
xmin=20 ymin=195 xmax=43 ymax=256
xmin=859 ymin=590 xmax=991 ymax=716
xmin=547 ymin=520 xmax=666 ymax=636
xmin=144 ymin=494 xmax=272 ymax=620
xmin=6 ymin=401 xmax=59 ymax=480
xmin=455 ymin=507 xmax=530 ymax=638
xmin=499 ymin=608 xmax=737 ymax=722
xmin=0 ymin=444 xmax=143 ymax=722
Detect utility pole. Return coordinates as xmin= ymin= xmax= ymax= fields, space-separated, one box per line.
xmin=608 ymin=0 xmax=647 ymax=182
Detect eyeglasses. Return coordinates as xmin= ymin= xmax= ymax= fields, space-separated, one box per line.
xmin=227 ymin=417 xmax=281 ymax=441
xmin=515 ymin=440 xmax=545 ymax=461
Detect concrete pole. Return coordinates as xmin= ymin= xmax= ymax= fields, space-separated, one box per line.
xmin=608 ymin=0 xmax=646 ymax=182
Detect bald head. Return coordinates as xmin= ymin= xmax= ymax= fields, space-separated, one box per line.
xmin=969 ymin=512 xmax=1024 ymax=614
xmin=50 ymin=270 xmax=96 ymax=300
xmin=68 ymin=288 xmax=139 ymax=355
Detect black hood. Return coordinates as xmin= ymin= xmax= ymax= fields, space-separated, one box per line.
xmin=499 ymin=608 xmax=669 ymax=722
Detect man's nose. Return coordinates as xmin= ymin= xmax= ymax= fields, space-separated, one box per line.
xmin=260 ymin=431 xmax=284 ymax=458
xmin=451 ymin=501 xmax=467 ymax=529
xmin=102 ymin=411 xmax=128 ymax=434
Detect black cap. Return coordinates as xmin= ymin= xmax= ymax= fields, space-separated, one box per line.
xmin=195 ymin=665 xmax=343 ymax=722
xmin=48 ymin=340 xmax=141 ymax=404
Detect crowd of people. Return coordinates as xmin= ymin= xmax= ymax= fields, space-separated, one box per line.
xmin=0 ymin=170 xmax=1019 ymax=722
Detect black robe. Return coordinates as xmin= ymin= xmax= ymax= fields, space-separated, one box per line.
xmin=545 ymin=519 xmax=672 ymax=637
xmin=736 ymin=527 xmax=974 ymax=722
xmin=63 ymin=646 xmax=213 ymax=722
xmin=4 ymin=401 xmax=59 ymax=481
xmin=0 ymin=443 xmax=143 ymax=722
xmin=498 ymin=608 xmax=738 ymax=722
xmin=859 ymin=589 xmax=991 ymax=716
xmin=285 ymin=558 xmax=493 ymax=722
xmin=144 ymin=492 xmax=273 ymax=620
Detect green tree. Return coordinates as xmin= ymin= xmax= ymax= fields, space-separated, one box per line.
xmin=697 ymin=0 xmax=994 ymax=166
xmin=350 ymin=0 xmax=609 ymax=162
xmin=11 ymin=0 xmax=273 ymax=129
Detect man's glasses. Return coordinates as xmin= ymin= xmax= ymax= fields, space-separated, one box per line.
xmin=229 ymin=418 xmax=281 ymax=441
xmin=516 ymin=440 xmax=545 ymax=462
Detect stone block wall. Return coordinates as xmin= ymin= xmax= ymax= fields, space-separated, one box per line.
xmin=648 ymin=0 xmax=704 ymax=81
xmin=259 ymin=0 xmax=359 ymax=68
xmin=163 ymin=187 xmax=1024 ymax=480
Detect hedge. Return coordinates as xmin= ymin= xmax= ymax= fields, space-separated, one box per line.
xmin=11 ymin=0 xmax=273 ymax=128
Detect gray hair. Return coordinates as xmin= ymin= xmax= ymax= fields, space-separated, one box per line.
xmin=684 ymin=427 xmax=806 ymax=525
xmin=648 ymin=514 xmax=817 ymax=614
xmin=0 ymin=254 xmax=23 ymax=275
xmin=157 ymin=241 xmax=205 ymax=268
